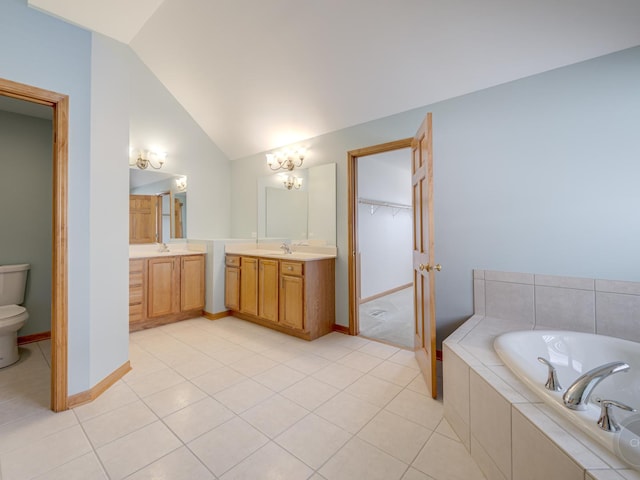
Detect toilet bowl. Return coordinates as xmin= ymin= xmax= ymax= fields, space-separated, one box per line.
xmin=0 ymin=306 xmax=29 ymax=368
xmin=0 ymin=264 xmax=30 ymax=368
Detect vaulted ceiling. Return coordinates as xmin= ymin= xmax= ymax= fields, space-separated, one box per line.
xmin=29 ymin=0 xmax=640 ymax=160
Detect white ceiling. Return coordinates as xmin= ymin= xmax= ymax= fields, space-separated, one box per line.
xmin=29 ymin=0 xmax=640 ymax=160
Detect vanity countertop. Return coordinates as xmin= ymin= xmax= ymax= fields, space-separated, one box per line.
xmin=129 ymin=243 xmax=206 ymax=259
xmin=225 ymin=246 xmax=336 ymax=262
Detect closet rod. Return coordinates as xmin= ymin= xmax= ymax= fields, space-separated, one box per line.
xmin=358 ymin=198 xmax=412 ymax=210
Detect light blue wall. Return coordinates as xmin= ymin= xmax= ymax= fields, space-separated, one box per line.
xmin=1 ymin=0 xmax=92 ymax=394
xmin=0 ymin=110 xmax=52 ymax=336
xmin=231 ymin=46 xmax=640 ymax=343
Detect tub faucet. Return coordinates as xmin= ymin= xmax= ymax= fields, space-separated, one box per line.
xmin=562 ymin=361 xmax=630 ymax=411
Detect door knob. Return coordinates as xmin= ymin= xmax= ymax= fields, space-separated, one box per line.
xmin=426 ymin=264 xmax=442 ymax=272
xmin=418 ymin=264 xmax=425 ymax=271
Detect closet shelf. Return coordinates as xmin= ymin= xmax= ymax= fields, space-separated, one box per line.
xmin=358 ymin=198 xmax=412 ymax=216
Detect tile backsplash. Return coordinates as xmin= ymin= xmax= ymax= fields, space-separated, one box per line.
xmin=473 ymin=269 xmax=640 ymax=342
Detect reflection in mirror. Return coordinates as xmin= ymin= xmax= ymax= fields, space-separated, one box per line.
xmin=258 ymin=163 xmax=336 ymax=245
xmin=129 ymin=169 xmax=187 ymax=243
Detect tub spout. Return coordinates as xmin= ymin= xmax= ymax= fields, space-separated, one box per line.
xmin=562 ymin=361 xmax=630 ymax=411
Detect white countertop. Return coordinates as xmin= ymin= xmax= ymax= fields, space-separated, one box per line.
xmin=129 ymin=243 xmax=206 ymax=259
xmin=226 ymin=248 xmax=336 ymax=261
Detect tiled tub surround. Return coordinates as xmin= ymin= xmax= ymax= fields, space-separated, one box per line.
xmin=444 ymin=270 xmax=640 ymax=480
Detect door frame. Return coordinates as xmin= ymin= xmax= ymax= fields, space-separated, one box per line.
xmin=0 ymin=77 xmax=69 ymax=412
xmin=347 ymin=138 xmax=413 ymax=336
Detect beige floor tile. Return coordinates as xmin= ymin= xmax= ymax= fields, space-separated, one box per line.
xmin=385 ymin=389 xmax=443 ymax=430
xmin=32 ymin=452 xmax=107 ymax=480
xmin=275 ymin=413 xmax=352 ymax=469
xmin=191 ymin=366 xmax=247 ymax=395
xmin=406 ymin=374 xmax=430 ymax=397
xmin=412 ymin=432 xmax=486 ymax=480
xmin=213 ymin=378 xmax=274 ymax=414
xmin=261 ymin=345 xmax=305 ymax=363
xmin=435 ymin=417 xmax=460 ymax=442
xmin=319 ymin=437 xmax=408 ymax=480
xmin=171 ymin=354 xmax=224 ymax=379
xmin=142 ymin=380 xmax=207 ymax=418
xmin=125 ymin=368 xmax=185 ymax=397
xmin=163 ymin=396 xmax=234 ymax=443
xmin=207 ymin=346 xmax=256 ymax=365
xmin=0 ymin=384 xmax=51 ymax=426
xmin=358 ymin=341 xmax=400 ymax=359
xmin=315 ymin=391 xmax=380 ymax=434
xmin=96 ymin=421 xmax=181 ymax=480
xmin=358 ymin=410 xmax=433 ymax=464
xmin=241 ymin=394 xmax=308 ymax=437
xmin=344 ymin=374 xmax=403 ymax=408
xmin=0 ymin=408 xmax=77 ymax=454
xmin=73 ymin=381 xmax=138 ymax=422
xmin=337 ymin=350 xmax=384 ymax=373
xmin=369 ymin=361 xmax=419 ymax=387
xmin=283 ymin=353 xmax=332 ymax=374
xmin=252 ymin=363 xmax=306 ymax=392
xmin=126 ymin=446 xmax=215 ymax=480
xmin=280 ymin=377 xmax=340 ymax=410
xmin=1 ymin=425 xmax=92 ymax=480
xmin=402 ymin=467 xmax=435 ymax=480
xmin=312 ymin=363 xmax=364 ymax=389
xmin=188 ymin=417 xmax=268 ymax=477
xmin=228 ymin=354 xmax=279 ymax=377
xmin=220 ymin=441 xmax=313 ymax=480
xmin=388 ymin=349 xmax=421 ymax=370
xmin=306 ymin=343 xmax=353 ymax=362
xmin=82 ymin=400 xmax=157 ymax=448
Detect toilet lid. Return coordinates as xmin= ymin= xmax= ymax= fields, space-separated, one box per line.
xmin=0 ymin=305 xmax=26 ymax=320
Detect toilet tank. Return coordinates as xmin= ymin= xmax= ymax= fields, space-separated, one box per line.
xmin=0 ymin=264 xmax=30 ymax=306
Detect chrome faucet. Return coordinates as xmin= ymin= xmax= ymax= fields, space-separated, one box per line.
xmin=562 ymin=361 xmax=630 ymax=411
xmin=280 ymin=242 xmax=292 ymax=254
xmin=158 ymin=243 xmax=170 ymax=253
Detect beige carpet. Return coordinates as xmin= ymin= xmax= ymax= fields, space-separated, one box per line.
xmin=359 ymin=287 xmax=413 ymax=349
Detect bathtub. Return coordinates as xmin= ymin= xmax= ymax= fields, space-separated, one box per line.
xmin=494 ymin=330 xmax=640 ymax=468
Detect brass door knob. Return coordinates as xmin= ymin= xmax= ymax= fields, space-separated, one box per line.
xmin=418 ymin=264 xmax=425 ymax=271
xmin=426 ymin=264 xmax=442 ymax=272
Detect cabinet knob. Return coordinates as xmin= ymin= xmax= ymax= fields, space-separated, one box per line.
xmin=287 ymin=266 xmax=293 ymax=271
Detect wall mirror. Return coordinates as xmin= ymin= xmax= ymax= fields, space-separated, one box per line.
xmin=129 ymin=169 xmax=187 ymax=243
xmin=257 ymin=163 xmax=336 ymax=246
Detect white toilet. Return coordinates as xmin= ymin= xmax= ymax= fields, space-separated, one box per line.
xmin=0 ymin=264 xmax=30 ymax=368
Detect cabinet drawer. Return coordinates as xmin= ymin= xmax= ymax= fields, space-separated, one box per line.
xmin=129 ymin=286 xmax=143 ymax=305
xmin=129 ymin=259 xmax=144 ymax=273
xmin=280 ymin=261 xmax=303 ymax=276
xmin=129 ymin=303 xmax=144 ymax=322
xmin=226 ymin=255 xmax=240 ymax=267
xmin=129 ymin=272 xmax=144 ymax=287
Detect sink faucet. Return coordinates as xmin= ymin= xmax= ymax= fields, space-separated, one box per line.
xmin=158 ymin=243 xmax=170 ymax=253
xmin=562 ymin=361 xmax=630 ymax=411
xmin=280 ymin=242 xmax=292 ymax=254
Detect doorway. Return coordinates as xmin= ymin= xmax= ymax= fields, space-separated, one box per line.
xmin=348 ymin=113 xmax=438 ymax=398
xmin=356 ymin=148 xmax=413 ymax=348
xmin=0 ymin=77 xmax=69 ymax=412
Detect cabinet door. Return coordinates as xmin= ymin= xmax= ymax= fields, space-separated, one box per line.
xmin=181 ymin=255 xmax=205 ymax=311
xmin=225 ymin=267 xmax=240 ymax=311
xmin=279 ymin=274 xmax=304 ymax=330
xmin=258 ymin=259 xmax=279 ymax=322
xmin=129 ymin=195 xmax=158 ymax=244
xmin=147 ymin=257 xmax=179 ymax=318
xmin=240 ymin=257 xmax=258 ymax=316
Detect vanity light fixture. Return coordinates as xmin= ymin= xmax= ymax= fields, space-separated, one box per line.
xmin=130 ymin=149 xmax=166 ymax=170
xmin=175 ymin=176 xmax=187 ymax=192
xmin=284 ymin=175 xmax=303 ymax=190
xmin=266 ymin=146 xmax=306 ymax=171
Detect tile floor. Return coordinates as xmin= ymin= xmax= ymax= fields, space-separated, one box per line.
xmin=0 ymin=317 xmax=486 ymax=480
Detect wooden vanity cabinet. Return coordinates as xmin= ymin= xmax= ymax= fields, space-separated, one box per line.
xmin=240 ymin=256 xmax=259 ymax=316
xmin=225 ymin=255 xmax=240 ymax=311
xmin=147 ymin=256 xmax=180 ymax=318
xmin=279 ymin=261 xmax=304 ymax=330
xmin=259 ymin=258 xmax=279 ymax=322
xmin=129 ymin=254 xmax=205 ymax=331
xmin=224 ymin=254 xmax=335 ymax=340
